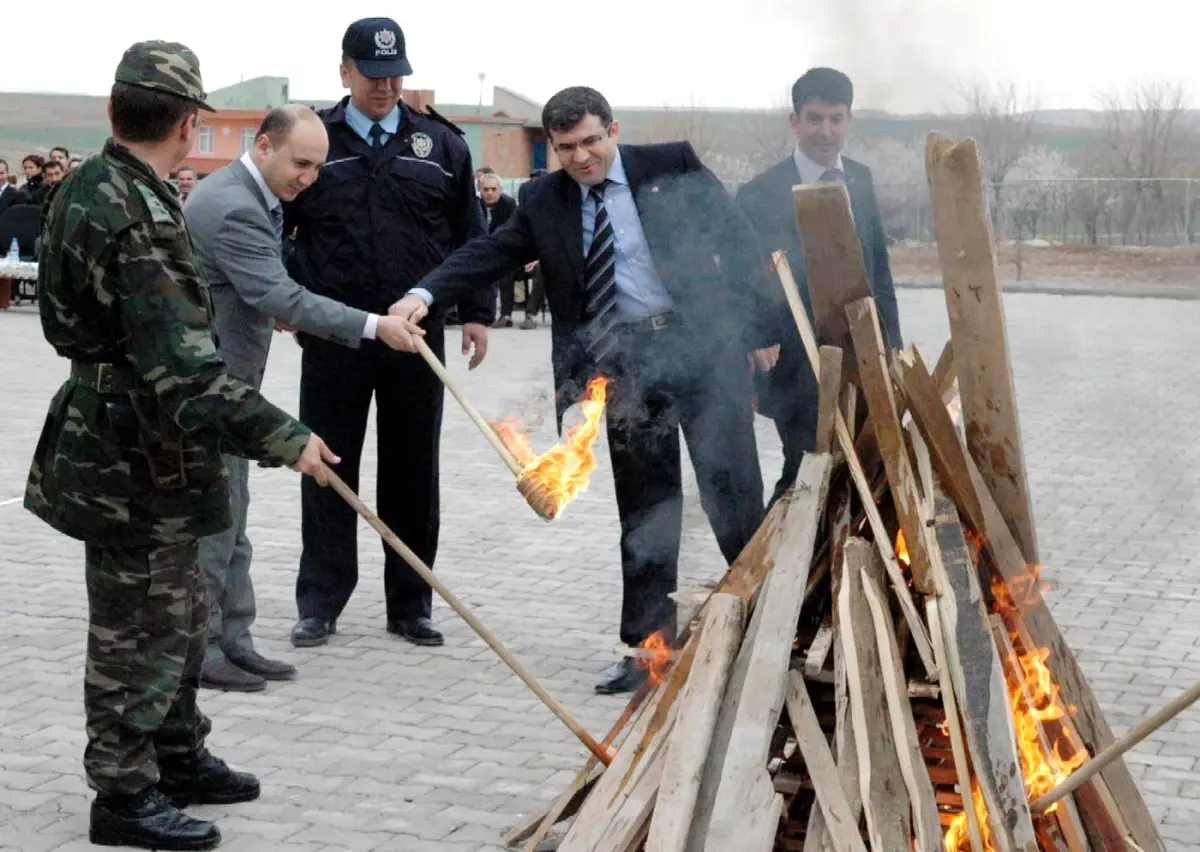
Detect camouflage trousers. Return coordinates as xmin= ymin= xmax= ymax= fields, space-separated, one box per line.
xmin=83 ymin=540 xmax=212 ymax=797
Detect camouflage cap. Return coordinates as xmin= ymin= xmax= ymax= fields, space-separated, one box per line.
xmin=114 ymin=41 xmax=215 ymax=112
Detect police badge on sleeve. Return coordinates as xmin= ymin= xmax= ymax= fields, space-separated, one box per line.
xmin=411 ymin=132 xmax=433 ymax=159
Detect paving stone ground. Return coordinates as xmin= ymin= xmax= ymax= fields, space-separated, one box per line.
xmin=2 ymin=289 xmax=1199 ymax=850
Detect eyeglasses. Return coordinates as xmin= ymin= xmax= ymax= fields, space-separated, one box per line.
xmin=551 ymin=129 xmax=611 ymax=157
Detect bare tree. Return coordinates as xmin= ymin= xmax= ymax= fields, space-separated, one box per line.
xmin=637 ymin=100 xmax=720 ymax=161
xmin=959 ymin=81 xmax=1039 ymax=230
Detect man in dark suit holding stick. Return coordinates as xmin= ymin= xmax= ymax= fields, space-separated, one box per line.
xmin=736 ymin=67 xmax=902 ymax=508
xmin=391 ymin=86 xmax=778 ymax=694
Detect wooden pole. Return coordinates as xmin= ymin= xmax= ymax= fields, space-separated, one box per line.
xmin=414 ymin=337 xmax=524 ymax=477
xmin=324 ymin=466 xmax=610 ymax=764
xmin=1032 ymin=680 xmax=1200 ymax=814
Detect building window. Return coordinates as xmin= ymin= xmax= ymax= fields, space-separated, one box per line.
xmin=240 ymin=128 xmax=256 ymax=154
xmin=198 ymin=126 xmax=214 ymax=154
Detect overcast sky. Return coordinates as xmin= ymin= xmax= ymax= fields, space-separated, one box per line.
xmin=4 ymin=0 xmax=1196 ymax=113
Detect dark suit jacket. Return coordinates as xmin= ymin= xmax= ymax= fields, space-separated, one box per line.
xmin=0 ymin=183 xmax=20 ymax=217
xmin=481 ymin=194 xmax=517 ymax=234
xmin=418 ymin=142 xmax=778 ymax=427
xmin=736 ymin=155 xmax=902 ymax=421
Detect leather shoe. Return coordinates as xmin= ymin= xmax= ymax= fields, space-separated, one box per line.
xmin=387 ymin=617 xmax=444 ymax=647
xmin=90 ymin=787 xmax=220 ymax=850
xmin=595 ymin=656 xmax=646 ymax=695
xmin=291 ymin=617 xmax=336 ymax=647
xmin=491 ymin=316 xmax=513 ymax=329
xmin=519 ymin=317 xmax=538 ymax=330
xmin=227 ymin=649 xmax=297 ymax=681
xmin=200 ymin=658 xmax=265 ymax=692
xmin=159 ymin=749 xmax=260 ymax=807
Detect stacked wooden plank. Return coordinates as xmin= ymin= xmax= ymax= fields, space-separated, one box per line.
xmin=503 ymin=133 xmax=1164 ymax=852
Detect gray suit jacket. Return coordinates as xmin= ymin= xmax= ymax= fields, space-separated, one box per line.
xmin=185 ymin=158 xmax=369 ymax=386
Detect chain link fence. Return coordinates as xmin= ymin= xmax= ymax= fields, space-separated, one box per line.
xmin=875 ymin=178 xmax=1199 ymax=247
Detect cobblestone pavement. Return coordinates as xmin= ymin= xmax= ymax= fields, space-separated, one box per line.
xmin=2 ymin=289 xmax=1199 ymax=850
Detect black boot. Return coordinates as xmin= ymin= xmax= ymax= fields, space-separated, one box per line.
xmin=90 ymin=787 xmax=220 ymax=850
xmin=159 ymin=749 xmax=260 ymax=807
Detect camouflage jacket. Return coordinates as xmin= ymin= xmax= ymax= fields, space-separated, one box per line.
xmin=25 ymin=139 xmax=310 ymax=547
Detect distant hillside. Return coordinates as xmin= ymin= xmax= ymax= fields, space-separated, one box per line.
xmin=0 ymin=92 xmax=110 ymax=165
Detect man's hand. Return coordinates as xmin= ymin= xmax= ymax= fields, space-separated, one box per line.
xmin=749 ymin=344 xmax=781 ymax=372
xmin=462 ymin=323 xmax=488 ymax=370
xmin=274 ymin=320 xmax=297 ymax=333
xmin=388 ymin=294 xmax=429 ymax=324
xmin=291 ymin=433 xmax=341 ymax=487
xmin=524 ymin=260 xmax=540 ymax=274
xmin=376 ymin=314 xmax=427 ymax=353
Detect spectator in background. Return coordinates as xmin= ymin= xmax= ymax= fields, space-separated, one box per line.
xmin=42 ymin=159 xmax=65 ymax=190
xmin=18 ymin=155 xmax=46 ymax=204
xmin=68 ymin=156 xmax=83 ymax=172
xmin=474 ymin=165 xmax=495 ymax=197
xmin=0 ymin=159 xmax=18 ymax=216
xmin=176 ymin=165 xmax=198 ymax=203
xmin=480 ymin=174 xmax=521 ymax=328
xmin=49 ymin=146 xmax=70 ymax=165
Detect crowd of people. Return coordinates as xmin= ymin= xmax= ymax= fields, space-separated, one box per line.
xmin=19 ymin=15 xmax=900 ymax=851
xmin=0 ymin=146 xmax=83 ymax=215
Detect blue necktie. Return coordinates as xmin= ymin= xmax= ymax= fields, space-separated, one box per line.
xmin=583 ymin=181 xmax=617 ymax=362
xmin=269 ymin=205 xmax=285 ymax=243
xmin=369 ymin=122 xmax=384 ymax=154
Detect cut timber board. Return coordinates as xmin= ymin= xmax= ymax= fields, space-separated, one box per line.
xmin=786 ymin=672 xmax=868 ymax=852
xmin=930 ymin=488 xmax=1038 ymax=852
xmin=926 ymin=132 xmax=1038 ymax=565
xmin=686 ymin=453 xmax=833 ymax=852
xmin=647 ymin=593 xmax=746 ymax=852
xmin=846 ymin=296 xmax=934 ymax=594
xmin=840 ymin=539 xmax=912 ymax=851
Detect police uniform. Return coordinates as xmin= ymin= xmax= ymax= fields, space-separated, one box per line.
xmin=285 ymin=18 xmax=489 ymax=646
xmin=24 ymin=41 xmax=311 ymax=851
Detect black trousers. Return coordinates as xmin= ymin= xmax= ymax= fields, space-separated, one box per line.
xmin=499 ymin=270 xmax=545 ymax=318
xmin=767 ymin=408 xmax=817 ymax=509
xmin=603 ymin=323 xmax=765 ymax=647
xmin=296 ymin=328 xmax=445 ymax=623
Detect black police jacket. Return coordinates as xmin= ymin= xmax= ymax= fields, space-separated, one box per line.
xmin=284 ymin=97 xmax=492 ymax=325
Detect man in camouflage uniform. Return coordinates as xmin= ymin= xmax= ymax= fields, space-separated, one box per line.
xmin=23 ymin=41 xmax=367 ymax=851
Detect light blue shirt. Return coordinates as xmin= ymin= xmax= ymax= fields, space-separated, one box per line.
xmin=580 ymin=151 xmax=674 ymax=319
xmin=344 ymin=101 xmax=402 ymax=147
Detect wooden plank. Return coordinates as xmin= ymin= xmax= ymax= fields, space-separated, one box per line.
xmin=687 ymin=454 xmax=833 ymax=852
xmin=962 ymin=451 xmax=1162 ymax=851
xmin=815 ymin=345 xmax=844 ymax=454
xmin=792 ymin=182 xmax=875 ymax=348
xmin=774 ymin=251 xmax=937 ymax=680
xmin=786 ymin=672 xmax=869 ymax=852
xmin=859 ymin=552 xmax=943 ymax=851
xmin=893 ymin=345 xmax=986 ymax=535
xmin=989 ymin=616 xmax=1091 ymax=852
xmin=930 ymin=488 xmax=1038 ymax=852
xmin=647 ymin=594 xmax=746 ymax=852
xmin=594 ymin=735 xmax=669 ymax=852
xmin=804 ymin=618 xmax=835 ymax=680
xmin=840 ymin=538 xmax=912 ymax=851
xmin=926 ymin=132 xmax=1038 ymax=565
xmin=743 ymin=773 xmax=786 ymax=852
xmin=846 ymin=297 xmax=934 ymax=594
xmin=933 ymin=338 xmax=956 ymax=398
xmin=927 ymin=599 xmax=986 ymax=852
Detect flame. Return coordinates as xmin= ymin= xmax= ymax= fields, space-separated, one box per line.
xmin=942 ymin=568 xmax=1090 ymax=851
xmin=895 ymin=529 xmax=911 ymax=569
xmin=514 ymin=377 xmax=608 ymax=518
xmin=637 ymin=631 xmax=672 ymax=687
xmin=489 ymin=416 xmax=538 ymax=468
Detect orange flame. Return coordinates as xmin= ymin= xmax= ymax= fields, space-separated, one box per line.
xmin=490 ymin=416 xmax=538 ymax=468
xmin=637 ymin=631 xmax=672 ymax=687
xmin=942 ymin=567 xmax=1090 ymax=851
xmin=512 ymin=377 xmax=609 ymax=518
xmin=895 ymin=529 xmax=911 ymax=569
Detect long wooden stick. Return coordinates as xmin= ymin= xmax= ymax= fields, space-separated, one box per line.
xmin=323 ymin=465 xmax=610 ymax=765
xmin=415 ymin=337 xmax=524 ymax=476
xmin=1032 ymin=680 xmax=1200 ymax=813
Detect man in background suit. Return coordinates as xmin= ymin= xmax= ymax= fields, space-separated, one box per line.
xmin=480 ymin=173 xmax=521 ymax=327
xmin=392 ymin=86 xmax=778 ymax=695
xmin=186 ymin=104 xmax=425 ymax=691
xmin=0 ymin=160 xmax=18 ymax=216
xmin=736 ymin=67 xmax=902 ymax=507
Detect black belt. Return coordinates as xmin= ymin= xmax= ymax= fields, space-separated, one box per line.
xmin=616 ymin=313 xmax=679 ymax=334
xmin=71 ymin=361 xmax=139 ymax=394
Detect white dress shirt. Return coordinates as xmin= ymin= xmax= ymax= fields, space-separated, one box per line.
xmin=793 ymin=146 xmax=845 ymax=184
xmin=240 ymin=152 xmax=378 ymax=339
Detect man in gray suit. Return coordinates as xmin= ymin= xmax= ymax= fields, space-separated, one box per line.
xmin=186 ymin=104 xmax=425 ymax=691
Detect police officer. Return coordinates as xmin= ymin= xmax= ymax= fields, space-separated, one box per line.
xmin=24 ymin=41 xmax=348 ymax=851
xmin=286 ymin=17 xmax=491 ymax=649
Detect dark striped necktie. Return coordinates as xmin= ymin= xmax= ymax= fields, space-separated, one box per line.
xmin=269 ymin=205 xmax=285 ymax=243
xmin=583 ymin=180 xmax=617 ymax=362
xmin=820 ymin=168 xmax=845 ymax=183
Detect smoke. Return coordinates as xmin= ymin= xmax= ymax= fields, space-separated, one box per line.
xmin=759 ymin=0 xmax=998 ymax=114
